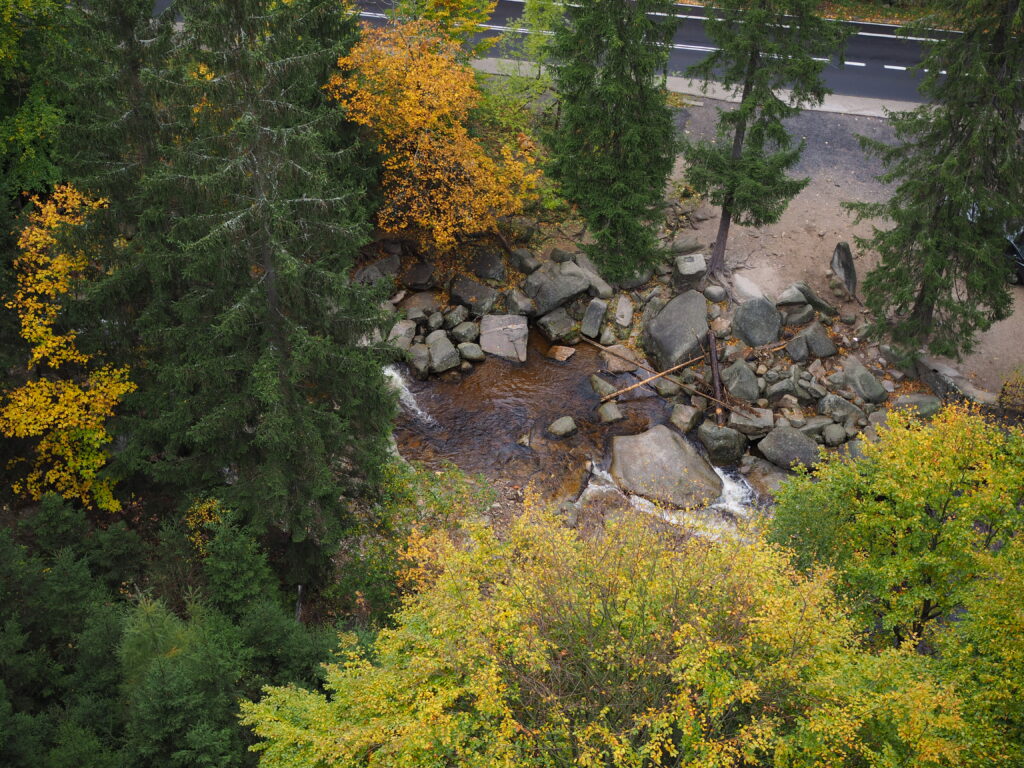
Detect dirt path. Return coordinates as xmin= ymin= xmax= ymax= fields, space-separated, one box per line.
xmin=676 ymin=98 xmax=1024 ymax=393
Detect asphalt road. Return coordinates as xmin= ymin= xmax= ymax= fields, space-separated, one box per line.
xmin=359 ymin=0 xmax=949 ymax=103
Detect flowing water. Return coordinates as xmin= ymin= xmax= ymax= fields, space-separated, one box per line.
xmin=389 ymin=329 xmax=755 ymax=515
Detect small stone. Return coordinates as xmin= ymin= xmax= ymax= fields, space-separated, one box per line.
xmin=426 ymin=312 xmax=444 ymax=331
xmin=614 ymin=295 xmax=634 ymax=328
xmin=547 ymin=416 xmax=578 ymax=437
xmin=546 ymin=345 xmax=576 ymax=362
xmin=409 ymin=343 xmax=430 ymax=380
xmin=601 ymin=344 xmax=641 ymax=373
xmin=598 ymin=402 xmax=623 ymax=423
xmin=600 ymin=326 xmax=617 ymax=346
xmin=458 ymin=342 xmax=485 ymax=362
xmin=690 ymin=395 xmax=709 ymax=410
xmin=443 ymin=305 xmax=469 ymax=329
xmin=840 ymin=313 xmax=857 ymax=325
xmin=590 ymin=375 xmax=617 ymax=398
xmin=509 ymin=248 xmax=541 ymax=274
xmin=823 ymin=423 xmax=847 ymax=446
xmin=703 ymin=284 xmax=727 ymax=302
xmin=654 ymin=377 xmax=682 ymax=397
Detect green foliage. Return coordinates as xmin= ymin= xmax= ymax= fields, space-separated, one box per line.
xmin=243 ymin=510 xmax=966 ymax=767
xmin=769 ymin=405 xmax=1024 ymax=646
xmin=846 ymin=0 xmax=1024 ymax=359
xmin=684 ymin=0 xmax=846 ymax=274
xmin=546 ymin=0 xmax=679 ymax=281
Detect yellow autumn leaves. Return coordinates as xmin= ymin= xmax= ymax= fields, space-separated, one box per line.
xmin=325 ymin=21 xmax=540 ymax=250
xmin=0 ymin=185 xmax=135 ymax=511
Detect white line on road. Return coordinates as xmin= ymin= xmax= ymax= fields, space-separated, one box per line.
xmin=884 ymin=64 xmax=908 ymax=71
xmin=845 ymin=61 xmax=867 ymax=67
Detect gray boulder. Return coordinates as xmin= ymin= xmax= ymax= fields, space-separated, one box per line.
xmin=722 ymin=360 xmax=760 ymax=403
xmin=479 ymin=314 xmax=529 ymax=362
xmin=793 ymin=281 xmax=839 ymax=318
xmin=509 ymin=248 xmax=541 ymax=274
xmin=450 ymin=321 xmax=480 ymax=344
xmin=697 ymin=422 xmax=747 ymax=465
xmin=823 ymin=423 xmax=847 ymax=447
xmin=843 ymin=356 xmax=888 ymax=404
xmin=388 ymin=319 xmax=417 ymax=352
xmin=581 ymin=298 xmax=608 ymax=339
xmin=775 ymin=285 xmax=807 ymax=308
xmin=427 ymin=333 xmax=460 ymax=373
xmin=600 ymin=344 xmax=641 ymax=373
xmin=443 ymin=304 xmax=469 ymax=329
xmin=817 ymin=394 xmax=866 ymax=422
xmin=426 ymin=312 xmax=444 ymax=331
xmin=727 ymin=407 xmax=774 ymax=438
xmin=523 ymin=261 xmax=591 ymax=315
xmin=670 ymin=232 xmax=703 ymax=254
xmin=672 ymin=253 xmax=707 ymax=292
xmin=597 ymin=402 xmax=623 ymax=423
xmin=409 ymin=343 xmax=431 ymax=379
xmin=470 ymin=249 xmax=506 ymax=282
xmin=733 ymin=274 xmax=766 ymax=301
xmin=830 ymin=242 xmax=857 ymax=298
xmin=670 ymin=404 xmax=702 ymax=433
xmin=893 ymin=393 xmax=942 ymax=418
xmin=643 ymin=291 xmax=709 ymax=370
xmin=458 ymin=342 xmax=485 ymax=362
xmin=547 ymin=416 xmax=578 ymax=437
xmin=401 ymin=261 xmax=435 ymax=291
xmin=450 ymin=275 xmax=497 ymax=316
xmin=590 ymin=374 xmax=617 ymax=398
xmin=758 ymin=425 xmax=821 ymax=470
xmin=733 ymin=297 xmax=782 ymax=347
xmin=799 ymin=415 xmax=836 ymax=437
xmin=581 ymin=267 xmax=615 ymax=299
xmin=786 ymin=322 xmax=837 ymax=362
xmin=537 ymin=307 xmax=579 ymax=344
xmin=703 ymin=284 xmax=727 ymax=302
xmin=614 ymin=295 xmax=634 ymax=329
xmin=616 ymin=267 xmax=654 ymax=290
xmin=783 ymin=304 xmax=816 ymax=326
xmin=505 ymin=289 xmax=536 ymax=316
xmin=610 ymin=425 xmax=723 ymax=507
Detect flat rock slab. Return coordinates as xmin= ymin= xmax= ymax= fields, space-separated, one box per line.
xmin=892 ymin=393 xmax=941 ymax=418
xmin=523 ymin=261 xmax=591 ymax=316
xmin=545 ymin=345 xmax=576 ymax=362
xmin=843 ymin=355 xmax=888 ymax=404
xmin=610 ymin=425 xmax=723 ymax=508
xmin=399 ymin=291 xmax=441 ymax=314
xmin=479 ymin=314 xmax=529 ymax=363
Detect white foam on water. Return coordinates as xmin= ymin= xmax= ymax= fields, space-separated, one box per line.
xmin=384 ymin=365 xmax=436 ymax=425
xmin=709 ymin=467 xmax=756 ymax=519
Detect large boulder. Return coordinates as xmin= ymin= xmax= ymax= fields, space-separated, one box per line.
xmin=537 ymin=307 xmax=579 ymax=344
xmin=843 ymin=355 xmax=888 ymax=404
xmin=758 ymin=425 xmax=821 ymax=470
xmin=697 ymin=423 xmax=747 ymax=465
xmin=449 ymin=321 xmax=480 ymax=344
xmin=479 ymin=314 xmax=529 ymax=362
xmin=509 ymin=248 xmax=541 ymax=275
xmin=408 ymin=343 xmax=430 ymax=379
xmin=733 ymin=297 xmax=782 ymax=347
xmin=387 ymin=319 xmax=417 ymax=352
xmin=610 ymin=425 xmax=723 ymax=508
xmin=672 ymin=252 xmax=707 ymax=292
xmin=614 ymin=295 xmax=634 ymax=329
xmin=722 ymin=360 xmax=760 ymax=403
xmin=450 ymin=275 xmax=497 ymax=316
xmin=817 ymin=394 xmax=865 ymax=422
xmin=427 ymin=332 xmax=460 ymax=373
xmin=786 ymin=321 xmax=837 ymax=362
xmin=727 ymin=407 xmax=774 ymax=438
xmin=892 ymin=393 xmax=942 ymax=418
xmin=469 ymin=248 xmax=506 ymax=282
xmin=643 ymin=291 xmax=709 ymax=370
xmin=793 ymin=281 xmax=838 ymax=318
xmin=522 ymin=261 xmax=591 ymax=315
xmin=401 ymin=261 xmax=435 ymax=291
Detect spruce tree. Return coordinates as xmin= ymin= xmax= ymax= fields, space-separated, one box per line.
xmin=73 ymin=0 xmax=397 ymax=567
xmin=684 ymin=0 xmax=845 ymax=275
xmin=546 ymin=0 xmax=679 ymax=281
xmin=847 ymin=0 xmax=1024 ymax=360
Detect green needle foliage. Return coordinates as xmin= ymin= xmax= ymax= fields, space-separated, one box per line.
xmin=546 ymin=0 xmax=679 ymax=282
xmin=684 ymin=0 xmax=846 ymax=275
xmin=846 ymin=0 xmax=1024 ymax=361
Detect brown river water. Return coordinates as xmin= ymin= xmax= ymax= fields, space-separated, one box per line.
xmin=391 ymin=330 xmax=686 ymax=501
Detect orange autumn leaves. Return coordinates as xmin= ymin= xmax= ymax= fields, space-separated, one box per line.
xmin=325 ymin=21 xmax=539 ymax=249
xmin=1 ymin=185 xmax=135 ymax=511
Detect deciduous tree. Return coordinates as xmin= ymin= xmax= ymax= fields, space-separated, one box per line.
xmin=684 ymin=0 xmax=846 ymax=276
xmin=546 ymin=0 xmax=678 ymax=281
xmin=846 ymin=0 xmax=1024 ymax=360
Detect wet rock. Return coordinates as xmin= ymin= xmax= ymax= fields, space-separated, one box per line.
xmin=786 ymin=321 xmax=837 ymax=362
xmin=843 ymin=356 xmax=888 ymax=404
xmin=479 ymin=314 xmax=529 ymax=362
xmin=427 ymin=333 xmax=460 ymax=373
xmin=643 ymin=290 xmax=709 ymax=370
xmin=547 ymin=416 xmax=578 ymax=437
xmin=401 ymin=261 xmax=435 ymax=291
xmin=733 ymin=297 xmax=782 ymax=347
xmin=758 ymin=425 xmax=821 ymax=470
xmin=670 ymin=404 xmax=702 ymax=433
xmin=523 ymin=261 xmax=592 ymax=315
xmin=892 ymin=393 xmax=942 ymax=418
xmin=509 ymin=247 xmax=541 ymax=275
xmin=450 ymin=321 xmax=480 ymax=344
xmin=740 ymin=456 xmax=789 ymax=497
xmin=581 ymin=298 xmax=609 ymax=338
xmin=450 ymin=275 xmax=498 ymax=316
xmin=611 ymin=425 xmax=723 ymax=507
xmin=722 ymin=360 xmax=759 ymax=403
xmin=546 ymin=345 xmax=576 ymax=362
xmin=728 ymin=407 xmax=774 ymax=438
xmin=590 ymin=374 xmax=617 ymax=398
xmin=614 ymin=295 xmax=634 ymax=329
xmin=601 ymin=344 xmax=641 ymax=374
xmin=670 ymin=232 xmax=703 ymax=254
xmin=387 ymin=319 xmax=417 ymax=352
xmin=672 ymin=252 xmax=707 ymax=292
xmin=409 ymin=343 xmax=430 ymax=379
xmin=598 ymin=402 xmax=623 ymax=423
xmin=458 ymin=342 xmax=485 ymax=362
xmin=823 ymin=423 xmax=847 ymax=447
xmin=470 ymin=248 xmax=506 ymax=282
xmin=537 ymin=307 xmax=579 ymax=344
xmin=654 ymin=377 xmax=681 ymax=397
xmin=697 ymin=422 xmax=747 ymax=465
xmin=703 ymin=284 xmax=727 ymax=302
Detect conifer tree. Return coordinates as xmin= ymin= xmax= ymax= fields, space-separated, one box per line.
xmin=847 ymin=0 xmax=1024 ymax=360
xmin=546 ymin=0 xmax=679 ymax=282
xmin=685 ymin=0 xmax=845 ymax=275
xmin=67 ymin=0 xmax=396 ymax=567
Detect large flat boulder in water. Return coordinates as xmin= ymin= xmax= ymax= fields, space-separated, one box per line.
xmin=643 ymin=291 xmax=708 ymax=371
xmin=610 ymin=425 xmax=723 ymax=508
xmin=479 ymin=314 xmax=529 ymax=362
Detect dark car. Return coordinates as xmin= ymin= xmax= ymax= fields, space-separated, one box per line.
xmin=1007 ymin=226 xmax=1024 ymax=284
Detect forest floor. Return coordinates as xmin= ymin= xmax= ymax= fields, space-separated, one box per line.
xmin=677 ymin=97 xmax=1024 ymax=393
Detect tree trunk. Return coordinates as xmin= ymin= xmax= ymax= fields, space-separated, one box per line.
xmin=708 ymin=208 xmax=733 ymax=274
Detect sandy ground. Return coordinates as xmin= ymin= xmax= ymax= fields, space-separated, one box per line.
xmin=677 ymin=98 xmax=1024 ymax=393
